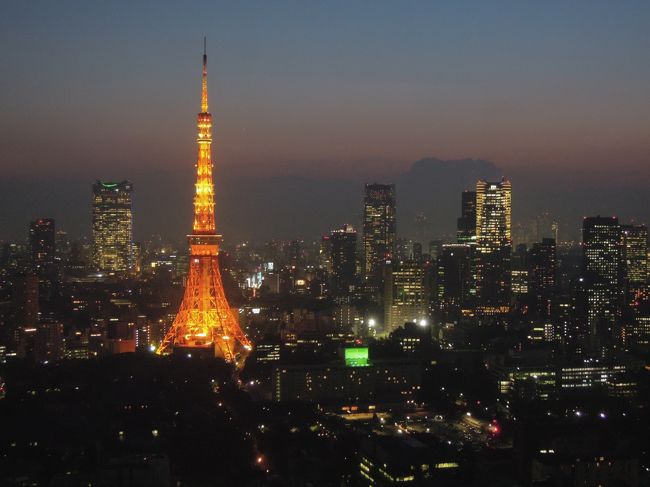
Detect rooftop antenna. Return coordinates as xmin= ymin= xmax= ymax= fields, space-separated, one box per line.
xmin=201 ymin=36 xmax=208 ymax=112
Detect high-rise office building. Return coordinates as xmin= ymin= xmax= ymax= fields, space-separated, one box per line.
xmin=510 ymin=244 xmax=529 ymax=298
xmin=582 ymin=216 xmax=622 ymax=354
xmin=319 ymin=235 xmax=332 ymax=273
xmin=363 ymin=183 xmax=396 ymax=279
xmin=475 ymin=179 xmax=512 ymax=315
xmin=629 ymin=304 xmax=650 ymax=349
xmin=529 ymin=238 xmax=556 ymax=319
xmin=435 ymin=244 xmax=472 ymax=318
xmin=13 ymin=273 xmax=39 ymax=329
xmin=330 ymin=224 xmax=357 ymax=296
xmin=455 ymin=190 xmax=479 ymax=302
xmin=384 ymin=261 xmax=428 ymax=333
xmin=29 ymin=218 xmax=55 ymax=275
xmin=621 ymin=224 xmax=648 ymax=304
xmin=457 ymin=191 xmax=477 ymax=243
xmin=55 ymin=230 xmax=70 ymax=270
xmin=92 ymin=180 xmax=134 ymax=273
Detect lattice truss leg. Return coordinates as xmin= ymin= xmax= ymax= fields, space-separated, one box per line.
xmin=157 ymin=255 xmax=251 ymax=362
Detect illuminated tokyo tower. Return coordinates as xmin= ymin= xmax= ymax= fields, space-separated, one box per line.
xmin=157 ymin=41 xmax=252 ymax=362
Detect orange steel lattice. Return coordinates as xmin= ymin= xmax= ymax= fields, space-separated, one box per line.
xmin=157 ymin=42 xmax=252 ymax=363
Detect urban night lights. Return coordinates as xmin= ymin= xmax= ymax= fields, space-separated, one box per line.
xmin=1 ymin=4 xmax=650 ymax=486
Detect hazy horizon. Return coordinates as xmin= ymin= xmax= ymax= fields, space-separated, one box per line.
xmin=1 ymin=157 xmax=648 ymax=245
xmin=1 ymin=1 xmax=649 ymax=243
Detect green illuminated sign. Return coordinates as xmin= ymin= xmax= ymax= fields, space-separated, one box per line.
xmin=101 ymin=182 xmax=119 ymax=188
xmin=345 ymin=347 xmax=369 ymax=367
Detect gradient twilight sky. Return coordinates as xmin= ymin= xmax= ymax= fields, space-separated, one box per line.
xmin=1 ymin=1 xmax=649 ymax=241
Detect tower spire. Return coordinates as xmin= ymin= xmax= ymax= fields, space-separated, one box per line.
xmin=201 ymin=36 xmax=208 ymax=113
xmin=156 ymin=44 xmax=252 ymax=363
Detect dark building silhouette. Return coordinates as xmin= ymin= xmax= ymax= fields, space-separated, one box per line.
xmin=13 ymin=273 xmax=39 ymax=329
xmin=436 ymin=244 xmax=473 ymax=318
xmin=330 ymin=224 xmax=357 ymax=296
xmin=457 ymin=190 xmax=477 ymax=244
xmin=529 ymin=238 xmax=557 ymax=319
xmin=29 ymin=218 xmax=56 ymax=275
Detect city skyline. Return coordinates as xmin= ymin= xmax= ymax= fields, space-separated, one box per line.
xmin=2 ymin=157 xmax=649 ymax=245
xmin=1 ymin=1 xmax=649 ymax=242
xmin=2 ymin=6 xmax=650 ymax=484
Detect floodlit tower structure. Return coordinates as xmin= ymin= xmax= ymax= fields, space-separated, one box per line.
xmin=157 ymin=41 xmax=252 ymax=362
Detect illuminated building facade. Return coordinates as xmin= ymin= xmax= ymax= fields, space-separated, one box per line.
xmin=359 ymin=435 xmax=460 ymax=486
xmin=363 ymin=184 xmax=396 ymax=279
xmin=330 ymin=224 xmax=357 ymax=296
xmin=489 ymin=355 xmax=638 ymax=400
xmin=157 ymin=43 xmax=252 ymax=362
xmin=510 ymin=244 xmax=529 ymax=298
xmin=629 ymin=314 xmax=650 ymax=347
xmin=495 ymin=365 xmax=556 ymax=400
xmin=559 ymin=362 xmax=636 ymax=397
xmin=621 ymin=224 xmax=648 ymax=304
xmin=384 ymin=261 xmax=428 ymax=332
xmin=511 ymin=269 xmax=529 ymax=297
xmin=272 ymin=350 xmax=421 ymax=404
xmin=256 ymin=342 xmax=281 ymax=363
xmin=475 ymin=179 xmax=512 ymax=314
xmin=92 ymin=180 xmax=133 ymax=273
xmin=582 ymin=217 xmax=622 ymax=354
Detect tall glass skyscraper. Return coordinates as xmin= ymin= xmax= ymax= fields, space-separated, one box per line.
xmin=582 ymin=216 xmax=622 ymax=354
xmin=92 ymin=180 xmax=133 ymax=274
xmin=363 ymin=183 xmax=396 ymax=278
xmin=475 ymin=179 xmax=512 ymax=315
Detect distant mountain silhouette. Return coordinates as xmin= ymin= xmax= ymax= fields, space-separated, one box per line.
xmin=218 ymin=158 xmax=503 ymax=242
xmin=395 ymin=158 xmax=503 ymax=240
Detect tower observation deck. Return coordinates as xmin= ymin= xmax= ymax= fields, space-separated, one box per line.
xmin=157 ymin=41 xmax=252 ymax=364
